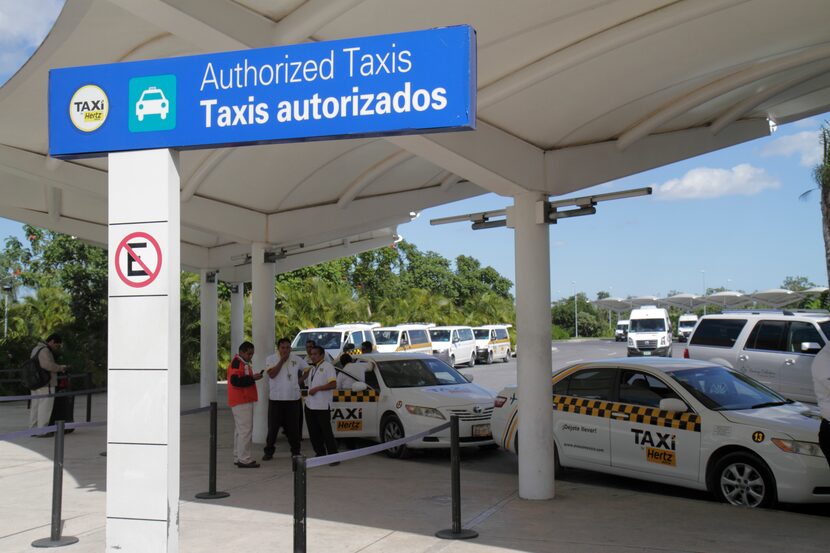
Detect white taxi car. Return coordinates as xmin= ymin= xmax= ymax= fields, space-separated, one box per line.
xmin=135 ymin=87 xmax=169 ymax=121
xmin=473 ymin=324 xmax=512 ymax=364
xmin=491 ymin=358 xmax=830 ymax=507
xmin=327 ymin=353 xmax=495 ymax=457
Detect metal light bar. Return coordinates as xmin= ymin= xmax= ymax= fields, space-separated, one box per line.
xmin=547 ymin=186 xmax=652 ymax=209
xmin=430 ymin=209 xmax=507 ymax=226
xmin=428 ymin=186 xmax=651 ymax=231
xmin=548 ymin=206 xmax=596 ymax=221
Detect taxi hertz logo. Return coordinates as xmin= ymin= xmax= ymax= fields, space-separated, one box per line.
xmin=69 ymin=85 xmax=108 ymax=132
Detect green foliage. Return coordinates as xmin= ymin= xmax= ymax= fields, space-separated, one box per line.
xmin=1 ymin=231 xmax=517 ymax=386
xmin=551 ymin=293 xmax=611 ymax=338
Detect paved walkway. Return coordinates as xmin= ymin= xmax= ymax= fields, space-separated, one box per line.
xmin=1 ymin=385 xmax=828 ymax=552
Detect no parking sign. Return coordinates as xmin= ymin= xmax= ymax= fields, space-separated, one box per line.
xmin=115 ymin=231 xmax=162 ymax=288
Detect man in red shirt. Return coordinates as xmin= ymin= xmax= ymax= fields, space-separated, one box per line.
xmin=227 ymin=341 xmax=262 ymax=468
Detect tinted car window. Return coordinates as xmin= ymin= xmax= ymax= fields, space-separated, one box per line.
xmin=409 ymin=329 xmax=429 ymax=344
xmin=689 ymin=319 xmax=746 ymax=348
xmin=430 ymin=330 xmax=450 ymax=342
xmin=669 ymin=366 xmax=788 ymax=411
xmin=374 ymin=330 xmax=400 ymax=345
xmin=377 ymin=358 xmax=467 ymax=388
xmin=786 ymin=321 xmax=823 ymax=352
xmin=745 ymin=321 xmax=787 ymax=351
xmin=474 ymin=329 xmax=489 ymax=340
xmin=618 ymin=370 xmax=681 ymax=408
xmin=561 ymin=369 xmax=615 ymax=400
xmin=629 ymin=318 xmax=666 ymax=332
xmin=459 ymin=328 xmax=474 ymax=341
xmin=495 ymin=328 xmax=509 ymax=339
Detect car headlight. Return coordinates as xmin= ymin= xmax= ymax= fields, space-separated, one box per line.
xmin=405 ymin=404 xmax=446 ymax=420
xmin=628 ymin=337 xmax=634 ymax=346
xmin=771 ymin=438 xmax=825 ymax=457
xmin=660 ymin=336 xmax=667 ymax=345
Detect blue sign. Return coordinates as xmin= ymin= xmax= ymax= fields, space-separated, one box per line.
xmin=49 ymin=26 xmax=476 ymax=158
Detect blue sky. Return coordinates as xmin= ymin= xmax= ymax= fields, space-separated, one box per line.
xmin=0 ymin=1 xmax=827 ymax=301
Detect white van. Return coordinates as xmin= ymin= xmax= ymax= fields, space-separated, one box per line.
xmin=626 ymin=306 xmax=672 ymax=357
xmin=676 ymin=313 xmax=699 ymax=342
xmin=429 ymin=326 xmax=477 ymax=367
xmin=473 ymin=324 xmax=512 ymax=364
xmin=373 ymin=324 xmax=434 ymax=354
xmin=614 ymin=320 xmax=629 ymax=342
xmin=291 ymin=323 xmax=379 ymax=359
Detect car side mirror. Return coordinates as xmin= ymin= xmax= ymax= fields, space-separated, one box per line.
xmin=350 ymin=381 xmax=368 ymax=392
xmin=659 ymin=398 xmax=687 ymax=412
xmin=802 ymin=342 xmax=823 ymax=354
xmin=459 ymin=372 xmax=474 ymax=383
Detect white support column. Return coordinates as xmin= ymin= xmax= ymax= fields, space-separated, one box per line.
xmin=199 ymin=269 xmax=218 ymax=407
xmin=230 ymin=282 xmax=244 ymax=358
xmin=509 ymin=192 xmax=554 ymax=500
xmin=107 ymin=149 xmax=180 ymax=551
xmin=250 ymin=243 xmax=275 ymax=444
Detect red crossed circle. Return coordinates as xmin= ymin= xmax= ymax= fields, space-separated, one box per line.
xmin=114 ymin=231 xmax=162 ymax=288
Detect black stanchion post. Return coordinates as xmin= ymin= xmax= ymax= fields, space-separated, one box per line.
xmin=294 ymin=455 xmax=307 ymax=553
xmin=435 ymin=415 xmax=478 ymax=540
xmin=196 ymin=402 xmax=229 ymax=500
xmin=32 ymin=421 xmax=79 ymax=548
xmin=84 ymin=372 xmax=92 ymax=423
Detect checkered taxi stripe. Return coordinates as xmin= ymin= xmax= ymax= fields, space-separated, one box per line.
xmin=301 ymin=389 xmax=378 ymax=402
xmin=553 ymin=395 xmax=701 ymax=432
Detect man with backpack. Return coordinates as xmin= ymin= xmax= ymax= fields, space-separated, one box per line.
xmin=29 ymin=333 xmax=69 ymax=430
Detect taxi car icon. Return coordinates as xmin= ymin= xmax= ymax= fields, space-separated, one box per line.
xmin=135 ymin=87 xmax=169 ymax=121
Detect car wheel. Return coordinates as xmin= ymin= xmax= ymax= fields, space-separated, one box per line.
xmin=486 ymin=351 xmax=493 ymax=365
xmin=503 ymin=350 xmax=510 ymax=363
xmin=381 ymin=415 xmax=409 ymax=459
xmin=709 ymin=452 xmax=776 ymax=508
xmin=449 ymin=354 xmax=456 ymax=367
xmin=468 ymin=353 xmax=476 ymax=367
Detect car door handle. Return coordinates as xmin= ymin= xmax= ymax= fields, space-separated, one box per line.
xmin=738 ymin=354 xmax=749 ymax=361
xmin=611 ymin=412 xmax=629 ymax=420
xmin=784 ymin=358 xmax=795 ymax=366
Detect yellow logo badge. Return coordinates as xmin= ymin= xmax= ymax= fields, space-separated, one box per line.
xmin=69 ymin=85 xmax=108 ymax=132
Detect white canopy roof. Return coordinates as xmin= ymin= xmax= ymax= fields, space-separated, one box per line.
xmin=2 ymin=0 xmax=830 ymax=278
xmin=745 ymin=288 xmax=803 ymax=308
xmin=658 ymin=293 xmax=707 ymax=310
xmin=704 ymin=290 xmax=752 ymax=308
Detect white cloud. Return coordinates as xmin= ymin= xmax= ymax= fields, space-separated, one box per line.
xmin=0 ymin=1 xmax=64 ymax=78
xmin=653 ymin=164 xmax=780 ymax=201
xmin=761 ymin=130 xmax=822 ymax=167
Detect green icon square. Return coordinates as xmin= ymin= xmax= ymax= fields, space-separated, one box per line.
xmin=129 ymin=75 xmax=176 ymax=132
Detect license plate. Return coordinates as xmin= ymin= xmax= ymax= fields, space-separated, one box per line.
xmin=643 ymin=351 xmax=651 ymax=356
xmin=472 ymin=423 xmax=491 ymax=438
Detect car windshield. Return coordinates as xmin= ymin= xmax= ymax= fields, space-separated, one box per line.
xmin=373 ymin=330 xmax=400 ymax=345
xmin=474 ymin=329 xmax=490 ymax=340
xmin=142 ymin=92 xmax=164 ymax=101
xmin=679 ymin=322 xmax=696 ymax=329
xmin=668 ymin=366 xmax=790 ymax=411
xmin=430 ymin=330 xmax=451 ymax=342
xmin=377 ymin=358 xmax=468 ymax=388
xmin=291 ymin=331 xmax=343 ymax=351
xmin=616 ymin=324 xmax=627 ymax=330
xmin=630 ymin=318 xmax=665 ymax=332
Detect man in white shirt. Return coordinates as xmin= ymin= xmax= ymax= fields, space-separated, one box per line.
xmin=336 ymin=359 xmax=368 ymax=389
xmin=811 ymin=344 xmax=830 ymax=468
xmin=263 ymin=338 xmax=304 ymax=460
xmin=301 ymin=345 xmax=339 ymax=461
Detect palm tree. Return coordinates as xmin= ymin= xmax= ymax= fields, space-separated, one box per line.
xmin=801 ymin=123 xmax=830 ymax=285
